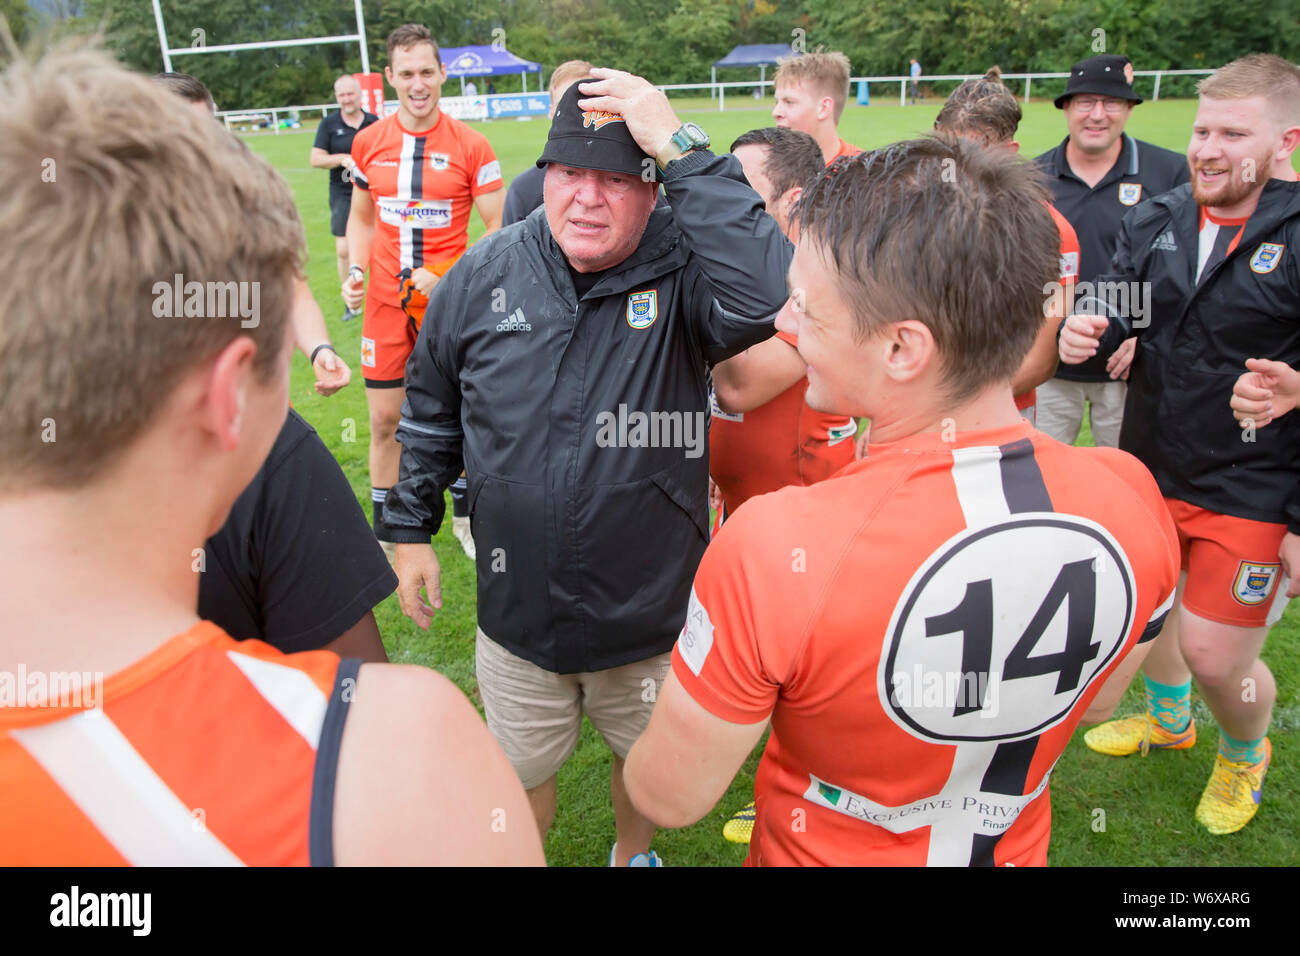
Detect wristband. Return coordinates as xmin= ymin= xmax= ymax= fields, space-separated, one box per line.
xmin=310 ymin=343 xmax=337 ymax=365
xmin=348 ymin=264 xmax=364 ymax=282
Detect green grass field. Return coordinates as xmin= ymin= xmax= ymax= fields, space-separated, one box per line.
xmin=246 ymin=96 xmax=1299 ymax=866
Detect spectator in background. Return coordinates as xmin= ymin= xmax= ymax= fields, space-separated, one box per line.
xmin=502 ymin=59 xmax=593 ymax=226
xmin=772 ymin=50 xmax=861 ymax=164
xmin=465 ymin=78 xmax=478 ymax=97
xmin=910 ymin=57 xmax=922 ymax=104
xmin=487 ymin=78 xmax=497 ymax=95
xmin=1033 ymin=54 xmax=1188 ymax=448
xmin=310 ymin=75 xmax=379 ymax=322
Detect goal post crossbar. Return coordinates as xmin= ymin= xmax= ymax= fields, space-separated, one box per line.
xmin=151 ymin=0 xmax=370 ymax=73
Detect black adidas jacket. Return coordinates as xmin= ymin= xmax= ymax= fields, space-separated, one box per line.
xmin=1087 ymin=179 xmax=1300 ymax=531
xmin=385 ymin=149 xmax=791 ymax=672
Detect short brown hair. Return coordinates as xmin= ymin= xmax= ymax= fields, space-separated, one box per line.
xmin=934 ymin=67 xmax=1022 ymax=145
xmin=795 ymin=136 xmax=1058 ymax=403
xmin=0 ymin=45 xmax=304 ymax=492
xmin=774 ymin=50 xmax=851 ymax=123
xmin=730 ymin=127 xmax=824 ymax=199
xmin=549 ymin=60 xmax=593 ymax=100
xmin=153 ymin=71 xmax=215 ymax=114
xmin=1198 ymin=54 xmax=1300 ymax=129
xmin=387 ymin=23 xmax=441 ymax=66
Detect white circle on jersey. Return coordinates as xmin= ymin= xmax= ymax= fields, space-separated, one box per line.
xmin=879 ymin=515 xmax=1136 ymax=743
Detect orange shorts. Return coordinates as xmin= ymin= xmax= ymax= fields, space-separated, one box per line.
xmin=1165 ymin=497 xmax=1291 ymax=628
xmin=360 ymin=299 xmax=415 ymax=387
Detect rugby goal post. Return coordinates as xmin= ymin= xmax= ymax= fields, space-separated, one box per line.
xmin=150 ymin=0 xmax=371 ymax=76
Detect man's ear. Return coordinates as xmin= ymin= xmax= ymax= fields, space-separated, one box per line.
xmin=384 ymin=66 xmax=394 ymax=86
xmin=1006 ymin=139 xmax=1021 ymax=155
xmin=777 ymin=185 xmax=803 ymax=229
xmin=883 ymin=320 xmax=936 ymax=385
xmin=818 ymin=96 xmax=834 ymax=122
xmin=200 ymin=337 xmax=259 ymax=452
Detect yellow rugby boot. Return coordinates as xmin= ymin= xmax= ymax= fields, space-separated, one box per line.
xmin=1195 ymin=738 xmax=1271 ymax=835
xmin=722 ymin=802 xmax=756 ymax=845
xmin=1083 ymin=713 xmax=1196 ymax=756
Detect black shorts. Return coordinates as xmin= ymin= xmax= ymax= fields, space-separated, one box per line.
xmin=329 ymin=185 xmax=353 ymax=237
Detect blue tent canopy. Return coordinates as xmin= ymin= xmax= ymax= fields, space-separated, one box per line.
xmin=440 ymin=45 xmax=541 ymax=77
xmin=712 ymin=44 xmax=795 ymax=69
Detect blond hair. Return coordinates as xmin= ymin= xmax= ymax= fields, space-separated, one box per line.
xmin=1198 ymin=54 xmax=1300 ymax=129
xmin=549 ymin=60 xmax=593 ymax=100
xmin=0 ymin=45 xmax=304 ymax=492
xmin=774 ymin=49 xmax=851 ymax=123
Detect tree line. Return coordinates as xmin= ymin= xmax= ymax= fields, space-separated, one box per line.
xmin=11 ymin=0 xmax=1298 ymax=110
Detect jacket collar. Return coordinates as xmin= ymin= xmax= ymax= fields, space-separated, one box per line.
xmin=526 ymin=202 xmax=688 ymax=300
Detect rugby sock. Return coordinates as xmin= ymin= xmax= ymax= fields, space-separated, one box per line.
xmin=371 ymin=487 xmax=392 ymax=541
xmin=450 ymin=475 xmax=469 ymax=518
xmin=1218 ymin=731 xmax=1267 ymax=766
xmin=1143 ymin=675 xmax=1192 ymax=733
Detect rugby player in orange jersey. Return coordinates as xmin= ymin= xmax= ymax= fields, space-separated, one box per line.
xmin=771 ymin=50 xmax=861 ymax=165
xmin=625 ymin=136 xmax=1180 ymax=866
xmin=710 ymin=127 xmax=857 ymax=522
xmin=933 ymin=67 xmax=1081 ymax=427
xmin=341 ymin=24 xmax=504 ymax=561
xmin=0 ymin=47 xmax=540 ymax=866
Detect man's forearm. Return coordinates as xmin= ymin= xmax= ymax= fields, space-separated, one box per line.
xmin=292 ymin=279 xmax=331 ymax=356
xmin=348 ymin=220 xmax=375 ymax=274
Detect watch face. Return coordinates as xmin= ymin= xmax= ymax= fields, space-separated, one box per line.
xmin=683 ymin=123 xmax=709 ymax=148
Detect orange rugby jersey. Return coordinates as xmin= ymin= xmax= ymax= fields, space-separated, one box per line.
xmin=0 ymin=622 xmax=355 ymax=865
xmin=1017 ymin=203 xmax=1081 ymax=412
xmin=709 ymin=330 xmax=857 ymax=517
xmin=351 ymin=109 xmax=503 ymax=306
xmin=674 ymin=420 xmax=1179 ymax=866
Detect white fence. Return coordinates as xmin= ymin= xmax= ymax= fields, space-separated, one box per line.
xmin=218 ymin=68 xmax=1214 ymax=131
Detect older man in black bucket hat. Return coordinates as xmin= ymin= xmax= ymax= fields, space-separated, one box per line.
xmin=1033 ymin=54 xmax=1188 ymax=450
xmin=384 ymin=67 xmax=791 ymax=864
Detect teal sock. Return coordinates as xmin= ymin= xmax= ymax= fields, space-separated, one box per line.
xmin=1143 ymin=676 xmax=1191 ymax=733
xmin=1218 ymin=732 xmax=1267 ymax=765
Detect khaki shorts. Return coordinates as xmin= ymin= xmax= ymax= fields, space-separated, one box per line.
xmin=474 ymin=628 xmax=671 ymax=790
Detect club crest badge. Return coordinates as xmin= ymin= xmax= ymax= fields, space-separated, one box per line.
xmin=1232 ymin=561 xmax=1280 ymax=606
xmin=360 ymin=336 xmax=376 ymax=368
xmin=1118 ymin=183 xmax=1142 ymax=206
xmin=626 ymin=290 xmax=658 ymax=329
xmin=1250 ymin=243 xmax=1284 ymax=275
xmin=429 ymin=152 xmax=450 ymax=171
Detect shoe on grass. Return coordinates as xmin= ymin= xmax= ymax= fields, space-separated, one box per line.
xmin=722 ymin=801 xmax=756 ymax=845
xmin=1195 ymin=738 xmax=1270 ymax=835
xmin=1083 ymin=713 xmax=1195 ymax=757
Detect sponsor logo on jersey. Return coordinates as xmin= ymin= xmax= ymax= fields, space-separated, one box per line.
xmin=371 ymin=160 xmax=400 ymax=167
xmin=496 ymin=307 xmax=532 ymax=332
xmin=1059 ymin=250 xmax=1079 ymax=281
xmin=1249 ymin=242 xmax=1284 ymax=275
xmin=1117 ymin=182 xmax=1142 ymax=206
xmin=360 ymin=336 xmax=376 ymax=368
xmin=429 ymin=152 xmax=450 ymax=171
xmin=377 ymin=197 xmax=452 ymax=229
xmin=1232 ymin=561 xmax=1280 ymax=606
xmin=477 ymin=159 xmax=502 ymax=187
xmin=626 ymin=290 xmax=658 ymax=329
xmin=582 ymin=109 xmax=624 ymax=130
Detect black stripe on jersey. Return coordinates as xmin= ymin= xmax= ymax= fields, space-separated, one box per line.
xmin=1138 ymin=609 xmax=1170 ymax=644
xmin=968 ymin=736 xmax=1039 ymax=866
xmin=998 ymin=438 xmax=1052 ymax=514
xmin=410 ymin=135 xmax=426 ymax=269
xmin=309 ymin=656 xmax=362 ymax=866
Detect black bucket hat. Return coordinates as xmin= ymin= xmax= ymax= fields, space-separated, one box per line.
xmin=1054 ymin=55 xmax=1143 ymax=109
xmin=536 ymin=78 xmax=661 ymax=181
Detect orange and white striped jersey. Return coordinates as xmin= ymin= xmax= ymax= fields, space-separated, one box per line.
xmin=0 ymin=622 xmax=355 ymax=865
xmin=351 ymin=110 xmax=502 ymax=307
xmin=1017 ymin=203 xmax=1081 ymax=412
xmin=674 ymin=420 xmax=1179 ymax=866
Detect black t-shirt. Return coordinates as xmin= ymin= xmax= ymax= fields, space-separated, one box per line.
xmin=503 ymin=165 xmax=546 ymax=227
xmin=1035 ymin=134 xmax=1190 ymax=382
xmin=567 ymin=261 xmax=608 ymax=299
xmin=199 ymin=409 xmax=397 ymax=653
xmin=314 ymin=110 xmax=379 ymax=189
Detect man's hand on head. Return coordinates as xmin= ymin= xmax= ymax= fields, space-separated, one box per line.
xmin=576 ymin=68 xmax=681 ymax=160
